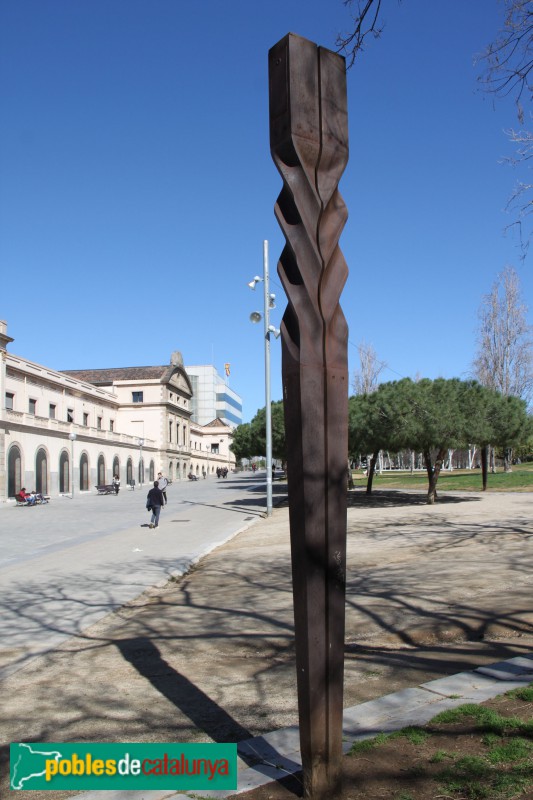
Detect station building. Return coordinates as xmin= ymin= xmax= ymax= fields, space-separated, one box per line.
xmin=185 ymin=364 xmax=243 ymax=427
xmin=0 ymin=321 xmax=236 ymax=502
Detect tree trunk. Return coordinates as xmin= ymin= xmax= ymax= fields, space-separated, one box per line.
xmin=366 ymin=450 xmax=379 ymax=495
xmin=425 ymin=447 xmax=447 ymax=504
xmin=481 ymin=445 xmax=488 ymax=491
xmin=504 ymin=447 xmax=513 ymax=473
xmin=347 ymin=460 xmax=354 ymax=490
xmin=447 ymin=449 xmax=454 ymax=471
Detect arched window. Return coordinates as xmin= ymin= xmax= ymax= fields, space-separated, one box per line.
xmin=127 ymin=457 xmax=133 ymax=485
xmin=35 ymin=448 xmax=48 ymax=494
xmin=138 ymin=458 xmax=144 ymax=484
xmin=182 ymin=462 xmax=187 ymax=478
xmin=168 ymin=462 xmax=173 ymax=481
xmin=97 ymin=455 xmax=106 ymax=485
xmin=59 ymin=450 xmax=70 ymax=493
xmin=112 ymin=456 xmax=120 ymax=480
xmin=7 ymin=445 xmax=22 ymax=497
xmin=80 ymin=453 xmax=89 ymax=491
xmin=149 ymin=460 xmax=155 ymax=481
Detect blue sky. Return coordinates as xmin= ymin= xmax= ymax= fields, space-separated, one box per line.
xmin=1 ymin=0 xmax=531 ymax=422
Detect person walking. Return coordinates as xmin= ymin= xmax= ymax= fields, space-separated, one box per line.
xmin=157 ymin=472 xmax=168 ymax=505
xmin=113 ymin=474 xmax=120 ymax=494
xmin=146 ymin=481 xmax=165 ymax=529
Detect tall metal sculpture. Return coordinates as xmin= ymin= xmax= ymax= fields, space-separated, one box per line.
xmin=269 ymin=33 xmax=349 ymax=800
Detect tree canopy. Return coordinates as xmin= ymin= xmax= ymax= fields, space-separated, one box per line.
xmin=348 ymin=378 xmax=532 ymax=502
xmin=233 ymin=381 xmax=531 ymax=502
xmin=230 ymin=401 xmax=286 ymax=463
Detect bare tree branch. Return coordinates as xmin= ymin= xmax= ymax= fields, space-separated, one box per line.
xmin=337 ymin=0 xmax=533 ymax=255
xmin=336 ymin=0 xmax=389 ymax=67
xmin=473 ymin=266 xmax=533 ymax=403
xmin=352 ymin=340 xmax=387 ymax=395
xmin=476 ymin=0 xmax=533 ymax=120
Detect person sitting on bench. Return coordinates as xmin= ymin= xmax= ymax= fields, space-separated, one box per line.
xmin=17 ymin=488 xmax=36 ymax=505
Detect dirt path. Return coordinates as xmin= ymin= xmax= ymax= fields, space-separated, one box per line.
xmin=2 ymin=489 xmax=533 ymax=800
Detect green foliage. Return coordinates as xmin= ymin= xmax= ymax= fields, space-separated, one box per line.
xmin=348 ymin=378 xmax=533 ymax=501
xmin=248 ymin=400 xmax=286 ymax=461
xmin=348 ymin=378 xmax=417 ymax=458
xmin=232 ymin=401 xmax=286 ymax=462
xmin=229 ymin=422 xmax=253 ymax=462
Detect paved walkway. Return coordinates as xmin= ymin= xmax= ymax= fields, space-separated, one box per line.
xmin=0 ymin=474 xmax=275 ymax=680
xmin=2 ymin=489 xmax=533 ymax=800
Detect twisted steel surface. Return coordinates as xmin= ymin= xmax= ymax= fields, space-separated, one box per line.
xmin=269 ymin=33 xmax=349 ymax=799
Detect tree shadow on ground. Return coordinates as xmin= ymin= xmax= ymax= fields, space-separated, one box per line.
xmin=182 ymin=481 xmax=288 ymax=514
xmin=347 ymin=489 xmax=481 ymax=508
xmin=2 ymin=496 xmax=533 ymax=800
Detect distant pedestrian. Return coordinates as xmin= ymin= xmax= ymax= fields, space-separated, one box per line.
xmin=157 ymin=472 xmax=168 ymax=505
xmin=202 ymin=467 xmax=206 ymax=479
xmin=113 ymin=474 xmax=120 ymax=494
xmin=146 ymin=481 xmax=165 ymax=529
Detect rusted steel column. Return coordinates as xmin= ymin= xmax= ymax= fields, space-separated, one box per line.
xmin=269 ymin=33 xmax=349 ymax=800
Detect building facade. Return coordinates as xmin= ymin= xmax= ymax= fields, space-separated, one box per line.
xmin=185 ymin=364 xmax=243 ymax=427
xmin=0 ymin=323 xmax=235 ymax=501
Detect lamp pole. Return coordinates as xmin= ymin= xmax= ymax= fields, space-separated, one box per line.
xmin=69 ymin=432 xmax=76 ymax=498
xmin=263 ymin=241 xmax=274 ymax=517
xmin=249 ymin=240 xmax=280 ymax=517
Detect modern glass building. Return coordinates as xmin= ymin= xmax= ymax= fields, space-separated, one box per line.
xmin=185 ymin=365 xmax=243 ymax=428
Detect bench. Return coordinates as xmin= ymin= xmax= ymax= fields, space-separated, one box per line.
xmin=96 ymin=485 xmax=117 ymax=495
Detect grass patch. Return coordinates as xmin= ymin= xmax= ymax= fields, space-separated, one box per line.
xmin=487 ymin=737 xmax=533 ymax=763
xmin=390 ymin=726 xmax=430 ymax=746
xmin=431 ymin=703 xmax=533 ymax=736
xmin=345 ymin=686 xmax=533 ymax=800
xmin=349 ymin=732 xmax=390 ymax=754
xmin=350 ymin=461 xmax=533 ymax=493
xmin=507 ymin=685 xmax=533 ymax=702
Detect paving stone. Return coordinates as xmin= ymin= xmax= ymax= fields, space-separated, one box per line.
xmin=476 ymin=655 xmax=533 ymax=681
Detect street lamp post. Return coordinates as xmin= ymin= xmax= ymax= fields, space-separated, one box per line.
xmin=249 ymin=240 xmax=280 ymax=517
xmin=68 ymin=432 xmax=77 ymax=498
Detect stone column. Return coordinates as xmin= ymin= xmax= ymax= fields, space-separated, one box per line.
xmin=0 ymin=321 xmax=14 ymax=501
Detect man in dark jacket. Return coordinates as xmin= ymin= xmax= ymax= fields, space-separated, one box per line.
xmin=146 ymin=481 xmax=165 ymax=529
